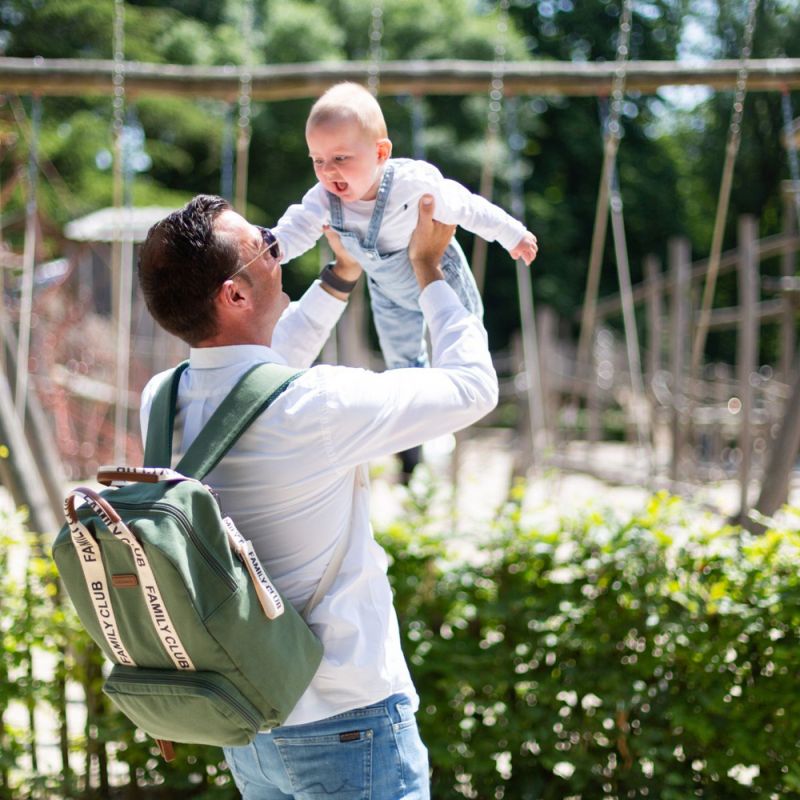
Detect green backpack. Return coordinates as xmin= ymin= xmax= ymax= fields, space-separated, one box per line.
xmin=52 ymin=362 xmax=336 ymax=759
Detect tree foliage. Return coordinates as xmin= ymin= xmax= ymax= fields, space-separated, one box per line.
xmin=0 ymin=0 xmax=796 ymax=351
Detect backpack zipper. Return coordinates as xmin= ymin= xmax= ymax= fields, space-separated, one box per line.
xmin=109 ymin=501 xmax=237 ymax=592
xmin=111 ymin=671 xmax=263 ymax=730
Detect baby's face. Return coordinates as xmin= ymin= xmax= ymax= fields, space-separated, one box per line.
xmin=307 ymin=120 xmax=389 ymax=203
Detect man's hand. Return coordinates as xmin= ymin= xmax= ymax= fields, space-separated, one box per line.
xmin=408 ymin=195 xmax=456 ymax=290
xmin=321 ymin=224 xmax=363 ymax=299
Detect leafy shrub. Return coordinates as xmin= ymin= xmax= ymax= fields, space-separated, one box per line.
xmin=380 ymin=485 xmax=800 ymax=799
xmin=2 ymin=485 xmax=799 ymax=797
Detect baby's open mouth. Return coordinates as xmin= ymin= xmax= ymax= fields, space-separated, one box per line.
xmin=334 ymin=181 xmax=348 ymax=192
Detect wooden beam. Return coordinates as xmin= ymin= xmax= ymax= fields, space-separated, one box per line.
xmin=1 ymin=57 xmax=800 ymax=101
xmin=591 ymin=231 xmax=800 ymax=319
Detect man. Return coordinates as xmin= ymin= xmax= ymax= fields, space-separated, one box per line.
xmin=137 ymin=193 xmax=498 ymax=799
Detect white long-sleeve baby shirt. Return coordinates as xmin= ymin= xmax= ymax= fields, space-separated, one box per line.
xmin=274 ymin=157 xmax=527 ymax=262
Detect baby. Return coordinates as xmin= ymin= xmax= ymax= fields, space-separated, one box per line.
xmin=275 ymin=81 xmax=538 ymax=369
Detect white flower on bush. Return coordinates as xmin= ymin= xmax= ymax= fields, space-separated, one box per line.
xmin=728 ymin=764 xmax=760 ymax=785
xmin=553 ymin=761 xmax=576 ymax=779
xmin=581 ymin=693 xmax=603 ymax=710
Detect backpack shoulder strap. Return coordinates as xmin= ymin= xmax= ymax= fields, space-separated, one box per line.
xmin=144 ymin=361 xmax=303 ymax=480
xmin=143 ymin=361 xmax=189 ymax=468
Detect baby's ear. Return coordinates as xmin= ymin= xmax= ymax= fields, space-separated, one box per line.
xmin=376 ymin=137 xmax=392 ymax=162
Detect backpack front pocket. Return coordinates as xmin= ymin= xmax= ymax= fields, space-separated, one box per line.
xmin=104 ymin=665 xmax=265 ymax=746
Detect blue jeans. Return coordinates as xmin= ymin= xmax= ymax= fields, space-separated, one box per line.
xmin=223 ymin=694 xmax=430 ymax=799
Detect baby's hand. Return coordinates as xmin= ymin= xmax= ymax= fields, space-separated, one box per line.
xmin=509 ymin=231 xmax=538 ymax=265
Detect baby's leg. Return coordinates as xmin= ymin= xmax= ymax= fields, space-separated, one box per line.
xmin=367 ymin=278 xmax=428 ymax=369
xmin=441 ymin=239 xmax=484 ymax=317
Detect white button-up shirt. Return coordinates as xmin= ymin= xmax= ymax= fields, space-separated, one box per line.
xmin=140 ymin=279 xmax=498 ymax=725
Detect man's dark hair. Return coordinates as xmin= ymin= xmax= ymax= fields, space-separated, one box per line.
xmin=138 ymin=194 xmax=239 ymax=345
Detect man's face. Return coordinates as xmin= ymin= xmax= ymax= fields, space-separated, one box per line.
xmin=214 ymin=210 xmax=289 ymax=340
xmin=307 ymin=119 xmax=388 ymax=203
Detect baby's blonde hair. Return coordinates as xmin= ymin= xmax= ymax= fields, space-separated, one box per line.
xmin=306 ymin=82 xmax=388 ymax=140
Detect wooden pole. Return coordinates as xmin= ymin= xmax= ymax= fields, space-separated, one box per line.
xmin=691 ymin=0 xmax=758 ymax=375
xmin=754 ymin=349 xmax=800 ymax=519
xmin=780 ymin=180 xmax=798 ymax=380
xmin=644 ymin=255 xmax=663 ymax=389
xmin=111 ymin=0 xmax=126 ymax=463
xmin=0 ymin=364 xmax=57 ymax=534
xmin=113 ymin=231 xmax=134 ymax=463
xmin=669 ymin=237 xmax=691 ymax=483
xmin=15 ymin=95 xmax=41 ymax=423
xmin=608 ymin=173 xmax=650 ymax=455
xmin=0 ymin=313 xmax=66 ymax=519
xmin=2 ymin=57 xmax=800 ymax=100
xmin=592 ymin=230 xmax=799 ymax=320
xmin=736 ymin=215 xmax=759 ymax=522
xmin=537 ymin=305 xmax=558 ymax=443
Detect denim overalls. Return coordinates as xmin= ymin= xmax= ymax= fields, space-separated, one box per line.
xmin=328 ymin=163 xmax=483 ymax=369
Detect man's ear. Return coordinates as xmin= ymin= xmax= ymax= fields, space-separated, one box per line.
xmin=376 ymin=137 xmax=392 ymax=163
xmin=217 ymin=278 xmax=248 ymax=309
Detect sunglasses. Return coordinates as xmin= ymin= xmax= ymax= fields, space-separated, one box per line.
xmin=229 ymin=226 xmax=282 ymax=280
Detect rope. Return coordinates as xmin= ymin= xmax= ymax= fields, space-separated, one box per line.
xmin=234 ymin=0 xmax=254 ymax=213
xmin=507 ymin=95 xmax=548 ymax=451
xmin=410 ymin=94 xmax=425 ymax=161
xmin=471 ymin=0 xmax=510 ymax=294
xmin=781 ymin=88 xmax=800 ymax=232
xmin=601 ymin=98 xmax=651 ymax=461
xmin=690 ymin=0 xmax=759 ymax=375
xmin=111 ymin=0 xmax=125 ymax=213
xmin=575 ymin=0 xmax=634 ymax=385
xmin=367 ymin=1 xmax=384 ymax=96
xmin=220 ymin=102 xmax=235 ymax=201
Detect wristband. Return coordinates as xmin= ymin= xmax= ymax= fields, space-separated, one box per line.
xmin=319 ymin=262 xmax=359 ymax=294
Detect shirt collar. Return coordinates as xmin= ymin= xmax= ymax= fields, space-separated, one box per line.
xmin=188 ymin=343 xmax=288 ymax=369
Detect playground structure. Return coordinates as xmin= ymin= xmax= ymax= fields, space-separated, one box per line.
xmin=1 ymin=0 xmax=800 ymax=538
xmin=2 ymin=3 xmax=800 ymax=792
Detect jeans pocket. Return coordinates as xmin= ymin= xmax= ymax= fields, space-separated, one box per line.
xmin=390 ymin=697 xmax=417 ymax=733
xmin=274 ymin=730 xmax=373 ymax=799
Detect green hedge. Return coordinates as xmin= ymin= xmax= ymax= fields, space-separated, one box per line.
xmin=388 ymin=486 xmax=800 ymax=798
xmin=2 ymin=486 xmax=799 ymax=798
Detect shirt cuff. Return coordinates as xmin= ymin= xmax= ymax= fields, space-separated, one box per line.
xmin=419 ymin=280 xmax=463 ymax=317
xmin=304 ymin=279 xmax=349 ymax=322
xmin=497 ymin=220 xmax=528 ymax=252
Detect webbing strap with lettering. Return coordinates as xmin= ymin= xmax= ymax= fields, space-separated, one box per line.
xmin=66 ymin=487 xmax=195 ymax=671
xmin=64 ymin=497 xmax=136 ymax=667
xmin=222 ymin=517 xmax=284 ymax=620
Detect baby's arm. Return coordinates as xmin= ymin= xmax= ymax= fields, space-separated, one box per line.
xmin=509 ymin=230 xmax=538 ymax=265
xmin=273 ymin=184 xmax=330 ymax=263
xmin=424 ymin=168 xmax=538 ymax=265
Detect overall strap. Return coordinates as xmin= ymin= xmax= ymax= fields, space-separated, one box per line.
xmin=325 ymin=162 xmax=395 ymax=251
xmin=363 ymin=162 xmax=394 ymax=251
xmin=145 ymin=362 xmax=303 ymax=480
xmin=328 ymin=190 xmax=344 ymax=229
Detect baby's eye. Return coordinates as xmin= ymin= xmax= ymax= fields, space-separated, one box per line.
xmin=334 ymin=155 xmax=349 ymax=162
